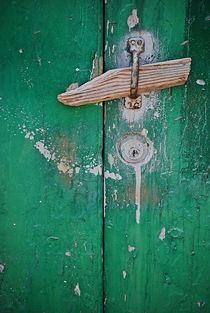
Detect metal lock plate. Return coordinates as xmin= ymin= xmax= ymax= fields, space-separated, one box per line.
xmin=116 ymin=132 xmax=153 ymax=166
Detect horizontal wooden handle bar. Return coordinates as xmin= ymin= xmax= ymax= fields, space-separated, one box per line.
xmin=57 ymin=58 xmax=191 ymax=106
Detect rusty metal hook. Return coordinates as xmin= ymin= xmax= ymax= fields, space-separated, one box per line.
xmin=124 ymin=37 xmax=145 ymax=109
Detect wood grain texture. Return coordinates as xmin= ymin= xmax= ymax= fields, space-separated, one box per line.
xmin=58 ymin=58 xmax=191 ymax=106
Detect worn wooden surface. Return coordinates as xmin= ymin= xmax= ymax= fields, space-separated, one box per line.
xmin=0 ymin=1 xmax=103 ymax=313
xmin=104 ymin=0 xmax=210 ymax=313
xmin=58 ymin=58 xmax=191 ymax=106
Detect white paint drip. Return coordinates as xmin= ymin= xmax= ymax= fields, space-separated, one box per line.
xmin=159 ymin=227 xmax=166 ymax=240
xmin=135 ymin=166 xmax=141 ymax=224
xmin=74 ymin=283 xmax=81 ymax=296
xmin=105 ymin=170 xmax=122 ymax=180
xmin=127 ymin=9 xmax=139 ymax=31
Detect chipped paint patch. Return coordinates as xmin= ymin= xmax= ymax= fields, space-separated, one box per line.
xmin=196 ymin=79 xmax=205 ymax=86
xmin=74 ymin=283 xmax=81 ymax=296
xmin=89 ymin=165 xmax=102 ymax=176
xmin=128 ymin=245 xmax=135 ymax=252
xmin=65 ymin=251 xmax=71 ymax=257
xmin=122 ymin=271 xmax=127 ymax=279
xmin=25 ymin=131 xmax=35 ymax=140
xmin=159 ymin=227 xmax=166 ymax=240
xmin=127 ymin=9 xmax=139 ymax=31
xmin=108 ymin=153 xmax=115 ymax=169
xmin=57 ymin=159 xmax=73 ymax=175
xmin=0 ymin=264 xmax=5 ymax=273
xmin=105 ymin=170 xmax=122 ymax=180
xmin=35 ymin=140 xmax=55 ymax=161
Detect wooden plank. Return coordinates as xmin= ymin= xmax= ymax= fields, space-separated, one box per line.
xmin=0 ymin=1 xmax=103 ymax=312
xmin=104 ymin=0 xmax=210 ymax=312
xmin=58 ymin=58 xmax=191 ymax=106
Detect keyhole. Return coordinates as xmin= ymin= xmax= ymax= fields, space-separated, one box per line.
xmin=132 ymin=149 xmax=139 ymax=158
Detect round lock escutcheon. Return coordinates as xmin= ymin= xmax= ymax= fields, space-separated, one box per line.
xmin=116 ymin=132 xmax=154 ymax=166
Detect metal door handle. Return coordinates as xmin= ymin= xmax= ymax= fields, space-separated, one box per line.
xmin=57 ymin=38 xmax=191 ymax=108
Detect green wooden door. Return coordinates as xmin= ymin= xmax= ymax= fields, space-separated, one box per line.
xmin=0 ymin=1 xmax=103 ymax=312
xmin=104 ymin=1 xmax=210 ymax=313
xmin=1 ymin=1 xmax=210 ymax=313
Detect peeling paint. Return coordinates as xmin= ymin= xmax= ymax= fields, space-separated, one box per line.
xmin=90 ymin=53 xmax=99 ymax=79
xmin=35 ymin=140 xmax=55 ymax=161
xmin=57 ymin=159 xmax=73 ymax=175
xmin=105 ymin=170 xmax=122 ymax=180
xmin=89 ymin=165 xmax=102 ymax=176
xmin=108 ymin=153 xmax=115 ymax=169
xmin=196 ymin=79 xmax=205 ymax=86
xmin=0 ymin=264 xmax=5 ymax=273
xmin=128 ymin=245 xmax=135 ymax=252
xmin=127 ymin=9 xmax=139 ymax=31
xmin=159 ymin=227 xmax=166 ymax=240
xmin=74 ymin=283 xmax=81 ymax=296
xmin=122 ymin=271 xmax=127 ymax=279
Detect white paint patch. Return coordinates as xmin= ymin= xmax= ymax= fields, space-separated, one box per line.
xmin=105 ymin=170 xmax=122 ymax=180
xmin=113 ymin=189 xmax=118 ymax=201
xmin=25 ymin=131 xmax=35 ymax=140
xmin=74 ymin=283 xmax=81 ymax=296
xmin=196 ymin=79 xmax=205 ymax=86
xmin=0 ymin=264 xmax=5 ymax=273
xmin=75 ymin=167 xmax=80 ymax=174
xmin=108 ymin=153 xmax=115 ymax=169
xmin=127 ymin=9 xmax=139 ymax=31
xmin=128 ymin=245 xmax=135 ymax=252
xmin=89 ymin=165 xmax=102 ymax=176
xmin=135 ymin=166 xmax=141 ymax=224
xmin=65 ymin=251 xmax=71 ymax=257
xmin=34 ymin=140 xmax=55 ymax=161
xmin=122 ymin=271 xmax=127 ymax=279
xmin=159 ymin=227 xmax=166 ymax=241
xmin=57 ymin=160 xmax=73 ymax=176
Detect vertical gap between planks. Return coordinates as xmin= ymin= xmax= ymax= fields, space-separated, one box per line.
xmin=102 ymin=0 xmax=106 ymax=312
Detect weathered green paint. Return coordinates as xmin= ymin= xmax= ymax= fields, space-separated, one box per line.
xmin=104 ymin=0 xmax=210 ymax=313
xmin=0 ymin=1 xmax=103 ymax=313
xmin=1 ymin=0 xmax=210 ymax=312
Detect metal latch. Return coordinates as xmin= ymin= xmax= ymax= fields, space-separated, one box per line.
xmin=124 ymin=37 xmax=145 ymax=109
xmin=57 ymin=40 xmax=191 ymax=107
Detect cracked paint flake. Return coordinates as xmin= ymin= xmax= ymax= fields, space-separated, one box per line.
xmin=74 ymin=283 xmax=81 ymax=296
xmin=127 ymin=9 xmax=139 ymax=31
